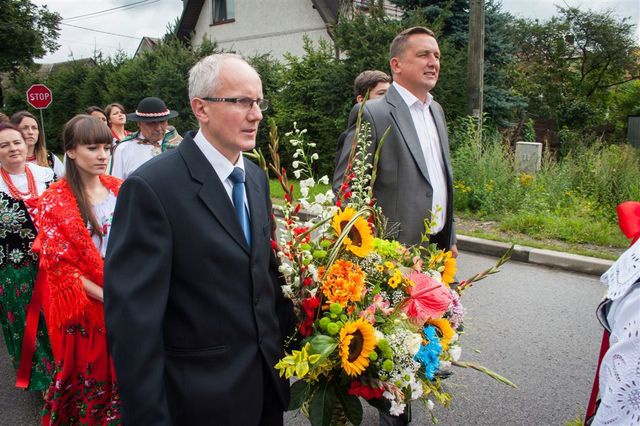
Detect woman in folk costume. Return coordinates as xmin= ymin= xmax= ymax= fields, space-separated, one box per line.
xmin=586 ymin=201 xmax=640 ymax=425
xmin=36 ymin=115 xmax=122 ymax=424
xmin=0 ymin=123 xmax=54 ymax=391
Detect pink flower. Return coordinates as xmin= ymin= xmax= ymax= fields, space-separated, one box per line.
xmin=402 ymin=272 xmax=453 ymax=324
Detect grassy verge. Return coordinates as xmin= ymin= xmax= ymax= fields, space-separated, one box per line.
xmin=269 ymin=179 xmax=331 ymax=204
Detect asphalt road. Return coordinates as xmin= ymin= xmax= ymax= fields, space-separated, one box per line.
xmin=0 ymin=252 xmax=606 ymax=425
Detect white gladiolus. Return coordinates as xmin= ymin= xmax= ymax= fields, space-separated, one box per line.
xmin=318 ymin=175 xmax=329 ymax=185
xmin=389 ymin=402 xmax=406 ymax=416
xmin=427 ymin=400 xmax=434 ymax=410
xmin=300 ymin=178 xmax=315 ymax=188
xmin=293 ymin=170 xmax=301 ymax=179
xmin=292 ymin=161 xmax=300 ymax=168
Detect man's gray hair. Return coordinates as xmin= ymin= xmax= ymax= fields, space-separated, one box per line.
xmin=188 ymin=53 xmax=247 ymax=100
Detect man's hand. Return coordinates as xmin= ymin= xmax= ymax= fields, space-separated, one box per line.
xmin=451 ymin=243 xmax=459 ymax=258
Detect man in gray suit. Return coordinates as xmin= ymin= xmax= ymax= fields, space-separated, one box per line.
xmin=333 ymin=26 xmax=457 ymax=257
xmin=333 ymin=23 xmax=458 ymax=426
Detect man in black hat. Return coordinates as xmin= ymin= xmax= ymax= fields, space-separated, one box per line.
xmin=110 ymin=96 xmax=181 ymax=179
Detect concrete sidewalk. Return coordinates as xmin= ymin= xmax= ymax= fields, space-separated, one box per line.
xmin=457 ymin=234 xmax=613 ymax=276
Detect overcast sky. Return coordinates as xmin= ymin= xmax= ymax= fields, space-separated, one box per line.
xmin=34 ymin=0 xmax=639 ymax=64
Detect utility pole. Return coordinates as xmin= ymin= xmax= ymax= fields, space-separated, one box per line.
xmin=466 ymin=0 xmax=485 ymax=120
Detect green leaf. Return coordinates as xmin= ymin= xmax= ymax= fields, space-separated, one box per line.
xmin=308 ymin=335 xmax=338 ymax=362
xmin=336 ymin=387 xmax=363 ymax=425
xmin=288 ymin=379 xmax=309 ymax=411
xmin=309 ymin=379 xmax=337 ymax=426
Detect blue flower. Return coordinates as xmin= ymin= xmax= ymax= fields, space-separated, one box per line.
xmin=414 ymin=325 xmax=442 ymax=380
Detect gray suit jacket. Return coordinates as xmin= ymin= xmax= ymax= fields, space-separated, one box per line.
xmin=333 ymin=84 xmax=456 ymax=248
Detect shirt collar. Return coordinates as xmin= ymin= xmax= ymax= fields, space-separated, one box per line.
xmin=392 ymin=81 xmax=433 ymax=110
xmin=193 ymin=129 xmax=245 ymax=182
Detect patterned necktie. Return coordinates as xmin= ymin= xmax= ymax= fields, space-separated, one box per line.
xmin=228 ymin=167 xmax=251 ymax=246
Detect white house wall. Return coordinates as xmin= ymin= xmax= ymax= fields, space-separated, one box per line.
xmin=192 ymin=0 xmax=332 ymax=60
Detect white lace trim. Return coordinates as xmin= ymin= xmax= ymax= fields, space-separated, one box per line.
xmin=601 ymin=239 xmax=640 ymax=300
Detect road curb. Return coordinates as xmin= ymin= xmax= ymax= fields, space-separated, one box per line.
xmin=457 ymin=235 xmax=613 ymax=276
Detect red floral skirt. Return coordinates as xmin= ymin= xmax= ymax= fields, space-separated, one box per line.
xmin=42 ymin=322 xmax=121 ymax=425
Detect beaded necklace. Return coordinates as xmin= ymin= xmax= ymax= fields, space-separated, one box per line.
xmin=1 ymin=166 xmax=38 ymax=200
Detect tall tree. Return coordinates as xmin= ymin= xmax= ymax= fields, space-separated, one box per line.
xmin=509 ymin=6 xmax=640 ymax=130
xmin=0 ymin=0 xmax=61 ymax=73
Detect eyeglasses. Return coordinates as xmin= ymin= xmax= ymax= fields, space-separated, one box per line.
xmin=201 ymin=97 xmax=269 ymax=111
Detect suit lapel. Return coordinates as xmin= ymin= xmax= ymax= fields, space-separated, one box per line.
xmin=178 ymin=135 xmax=250 ymax=255
xmin=386 ymin=86 xmax=431 ymax=185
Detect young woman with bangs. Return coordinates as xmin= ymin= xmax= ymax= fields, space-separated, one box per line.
xmin=35 ymin=115 xmax=122 ymax=425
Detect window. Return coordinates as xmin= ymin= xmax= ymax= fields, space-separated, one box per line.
xmin=211 ymin=0 xmax=234 ymax=24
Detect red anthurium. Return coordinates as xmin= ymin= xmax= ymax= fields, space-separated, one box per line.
xmin=402 ymin=271 xmax=453 ymax=324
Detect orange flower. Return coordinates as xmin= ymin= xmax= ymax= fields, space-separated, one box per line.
xmin=321 ymin=260 xmax=365 ymax=307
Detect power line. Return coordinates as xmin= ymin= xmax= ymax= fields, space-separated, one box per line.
xmin=63 ymin=0 xmax=161 ymax=23
xmin=60 ymin=22 xmax=141 ymax=40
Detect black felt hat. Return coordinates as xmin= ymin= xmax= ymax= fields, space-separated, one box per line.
xmin=126 ymin=97 xmax=179 ymax=122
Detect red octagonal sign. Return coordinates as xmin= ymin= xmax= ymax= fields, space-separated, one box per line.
xmin=26 ymin=84 xmax=53 ymax=109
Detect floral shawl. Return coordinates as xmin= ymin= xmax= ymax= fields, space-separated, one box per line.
xmin=35 ymin=175 xmax=122 ymax=330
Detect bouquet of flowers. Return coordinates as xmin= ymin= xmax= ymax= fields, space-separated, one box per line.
xmin=254 ymin=114 xmax=514 ymax=426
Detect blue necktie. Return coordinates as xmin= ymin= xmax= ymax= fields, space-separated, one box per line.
xmin=229 ymin=167 xmax=251 ymax=246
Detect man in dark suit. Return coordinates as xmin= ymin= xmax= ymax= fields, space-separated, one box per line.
xmin=334 ymin=27 xmax=457 ymax=257
xmin=104 ymin=53 xmax=293 ymax=425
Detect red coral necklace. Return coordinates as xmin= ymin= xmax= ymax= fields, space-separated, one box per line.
xmin=1 ymin=166 xmax=38 ymax=200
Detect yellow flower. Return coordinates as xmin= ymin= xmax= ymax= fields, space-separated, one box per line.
xmin=428 ymin=318 xmax=455 ymax=351
xmin=387 ymin=269 xmax=403 ymax=289
xmin=339 ymin=319 xmax=377 ymax=376
xmin=384 ymin=261 xmax=395 ymax=270
xmin=429 ymin=250 xmax=457 ymax=286
xmin=321 ymin=260 xmax=365 ymax=307
xmin=332 ymin=207 xmax=374 ymax=257
xmin=375 ymin=264 xmax=385 ymax=273
xmin=275 ymin=343 xmax=321 ymax=379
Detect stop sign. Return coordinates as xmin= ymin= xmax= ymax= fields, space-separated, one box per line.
xmin=26 ymin=84 xmax=53 ymax=109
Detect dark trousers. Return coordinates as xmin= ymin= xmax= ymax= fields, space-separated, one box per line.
xmin=259 ymin=359 xmax=284 ymax=426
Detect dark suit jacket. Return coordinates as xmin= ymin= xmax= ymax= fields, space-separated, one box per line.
xmin=104 ymin=131 xmax=293 ymax=425
xmin=333 ymin=84 xmax=456 ymax=248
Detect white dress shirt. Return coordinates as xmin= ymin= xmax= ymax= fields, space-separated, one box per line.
xmin=393 ymin=82 xmax=448 ymax=234
xmin=193 ymin=130 xmax=248 ymax=210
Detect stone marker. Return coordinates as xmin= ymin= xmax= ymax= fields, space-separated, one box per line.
xmin=515 ymin=141 xmax=542 ymax=173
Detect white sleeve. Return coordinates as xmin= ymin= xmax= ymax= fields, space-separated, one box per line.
xmin=52 ymin=153 xmax=65 ymax=179
xmin=110 ymin=144 xmax=127 ymax=180
xmin=592 ymin=284 xmax=640 ymax=425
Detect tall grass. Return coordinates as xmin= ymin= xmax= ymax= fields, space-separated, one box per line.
xmin=451 ymin=116 xmax=640 ymax=247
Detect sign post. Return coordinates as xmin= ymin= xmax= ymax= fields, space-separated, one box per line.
xmin=25 ymin=84 xmax=53 ymax=146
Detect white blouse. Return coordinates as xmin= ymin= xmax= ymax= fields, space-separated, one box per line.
xmin=89 ymin=192 xmax=117 ymax=258
xmin=593 ymin=240 xmax=640 ymax=425
xmin=0 ymin=163 xmax=54 ymax=197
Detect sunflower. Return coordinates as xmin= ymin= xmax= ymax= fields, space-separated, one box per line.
xmin=339 ymin=319 xmax=377 ymax=376
xmin=429 ymin=250 xmax=457 ymax=286
xmin=427 ymin=318 xmax=455 ymax=351
xmin=332 ymin=207 xmax=374 ymax=257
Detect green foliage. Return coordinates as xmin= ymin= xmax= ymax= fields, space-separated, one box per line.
xmin=0 ymin=0 xmax=61 ymax=73
xmin=272 ymin=37 xmax=352 ymax=177
xmin=509 ymin=6 xmax=640 ymax=132
xmin=451 ymin=118 xmax=640 ymax=247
